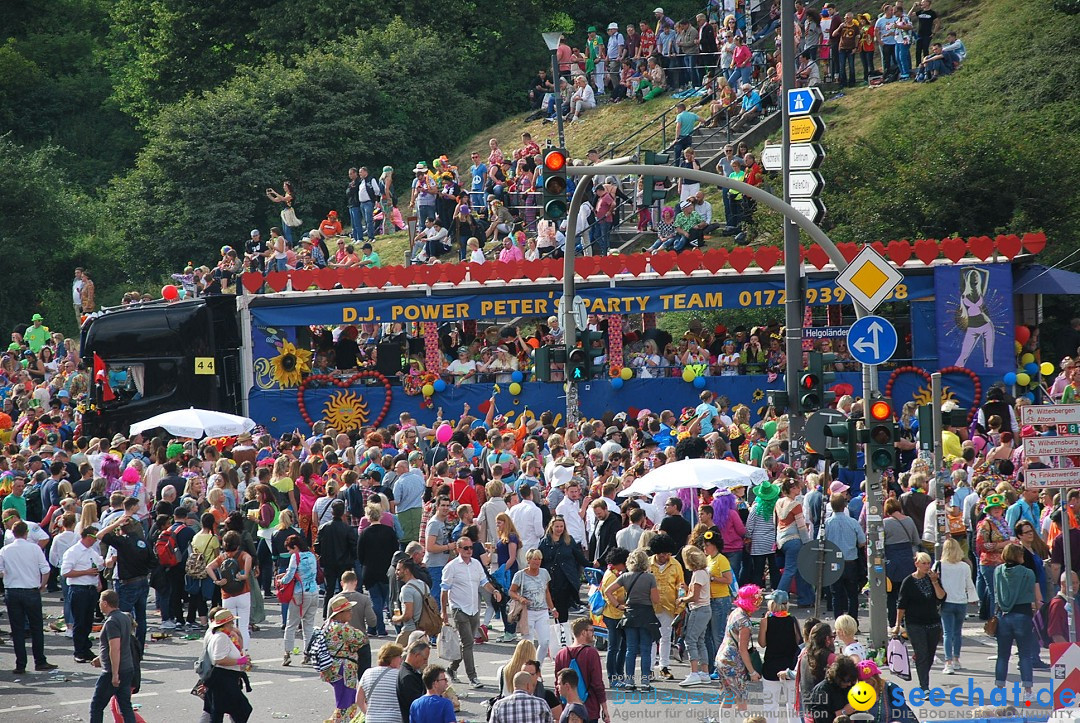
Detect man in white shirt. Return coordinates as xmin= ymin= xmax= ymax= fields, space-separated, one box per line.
xmin=616 ymin=508 xmax=648 ymax=550
xmin=61 ymin=527 xmax=104 ymax=663
xmin=555 ymin=479 xmax=588 ymax=547
xmin=508 ymin=484 xmax=545 ymax=553
xmin=446 ymin=347 xmax=478 ymax=385
xmin=72 ymin=268 xmax=85 ymax=323
xmin=3 ymin=509 xmax=49 ymax=548
xmin=0 ymin=520 xmax=57 ymax=673
xmin=49 ymin=513 xmax=80 ymax=635
xmin=569 ymin=76 xmax=596 ymax=122
xmin=441 ymin=538 xmax=501 ymax=688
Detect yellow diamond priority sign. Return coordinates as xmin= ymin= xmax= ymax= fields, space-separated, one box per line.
xmin=835 ymin=246 xmax=903 ymax=312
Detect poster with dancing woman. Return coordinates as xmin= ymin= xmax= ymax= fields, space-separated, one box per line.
xmin=935 ymin=264 xmax=1013 ymax=373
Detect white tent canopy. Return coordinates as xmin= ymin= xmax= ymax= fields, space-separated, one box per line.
xmin=129 ymin=408 xmax=256 ymax=439
xmin=617 ymin=458 xmax=768 ymax=499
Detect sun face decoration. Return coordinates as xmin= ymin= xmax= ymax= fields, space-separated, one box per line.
xmin=323 ymin=390 xmax=369 ymax=431
xmin=270 ymin=340 xmax=312 ymax=388
xmin=912 ymin=385 xmax=958 ymax=406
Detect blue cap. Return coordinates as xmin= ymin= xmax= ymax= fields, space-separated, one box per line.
xmin=767 ymin=590 xmax=789 ymax=605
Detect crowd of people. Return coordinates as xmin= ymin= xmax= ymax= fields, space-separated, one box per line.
xmin=3 ymin=301 xmax=1080 ymax=722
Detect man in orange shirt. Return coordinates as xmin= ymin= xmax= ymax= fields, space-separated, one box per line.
xmin=319 ymin=211 xmax=343 ymax=239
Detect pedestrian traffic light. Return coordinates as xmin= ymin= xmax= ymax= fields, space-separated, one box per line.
xmin=824 ymin=418 xmax=859 ymax=470
xmin=542 ymin=148 xmax=568 ymax=220
xmin=567 ymin=347 xmax=588 ymax=381
xmin=533 ymin=345 xmax=567 ymax=383
xmin=641 ymin=151 xmax=671 ymax=206
xmin=866 ymin=396 xmax=898 ymax=473
xmin=917 ymin=404 xmax=934 ymax=451
xmin=580 ymin=329 xmax=606 ymax=377
xmin=942 ymin=407 xmax=969 ymax=428
xmin=766 ymin=390 xmax=790 ymax=412
xmin=802 ymin=352 xmax=837 ymax=413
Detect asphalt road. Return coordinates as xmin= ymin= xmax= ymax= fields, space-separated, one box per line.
xmin=0 ymin=591 xmax=1058 ymax=722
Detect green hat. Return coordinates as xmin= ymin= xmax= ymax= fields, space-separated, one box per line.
xmin=983 ymin=493 xmax=1006 ymax=511
xmin=7 ymin=343 xmax=19 ymax=352
xmin=31 ymin=313 xmax=43 ymax=321
xmin=166 ymin=442 xmax=185 ymax=459
xmin=587 ymin=25 xmax=598 ymax=32
xmin=382 ymin=165 xmax=393 ymax=173
xmin=752 ymin=481 xmax=779 ymax=501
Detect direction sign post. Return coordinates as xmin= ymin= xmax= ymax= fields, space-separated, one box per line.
xmin=787 ymin=87 xmax=824 ymax=116
xmin=762 ymin=143 xmax=825 ymax=172
xmin=790 ymin=198 xmax=827 ymax=224
xmin=847 ymin=316 xmax=898 ymax=367
xmin=1021 ymin=404 xmax=1080 ymax=426
xmin=788 ymin=171 xmax=825 ymax=197
xmin=788 ymin=116 xmax=826 ymax=143
xmin=835 ymin=246 xmax=904 ymax=312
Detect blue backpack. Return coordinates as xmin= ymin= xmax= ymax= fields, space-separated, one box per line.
xmin=588 ymin=585 xmax=606 ymax=616
xmin=564 ymin=648 xmax=590 ymax=703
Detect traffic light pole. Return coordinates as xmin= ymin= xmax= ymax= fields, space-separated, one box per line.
xmin=860 ymin=358 xmax=888 ymax=652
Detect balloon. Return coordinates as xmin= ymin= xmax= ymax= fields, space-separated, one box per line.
xmin=1003 ymin=372 xmax=1017 ymax=385
xmin=1025 ymin=392 xmax=1036 ymax=402
xmin=161 ymin=285 xmax=179 ymax=300
xmin=1015 ymin=325 xmax=1031 ymax=345
xmin=422 ymin=383 xmax=435 ymax=397
xmin=433 ymin=378 xmax=447 ymax=393
xmin=1020 ymin=353 xmax=1035 ymax=365
xmin=693 ymin=375 xmax=706 ymax=389
xmin=611 ymin=377 xmax=624 ymax=390
xmin=178 ymin=288 xmax=187 ymax=299
xmin=1015 ymin=372 xmax=1031 ymax=387
xmin=1041 ymin=362 xmax=1056 ymax=377
xmin=1014 ymin=341 xmax=1023 ymax=354
xmin=620 ymin=367 xmax=633 ymax=381
xmin=510 ymin=370 xmax=524 ymax=383
xmin=509 ymin=382 xmax=522 ymax=395
xmin=1024 ymin=362 xmax=1039 ymax=375
xmin=435 ymin=423 xmax=453 ymax=444
xmin=682 ymin=368 xmax=696 ymax=383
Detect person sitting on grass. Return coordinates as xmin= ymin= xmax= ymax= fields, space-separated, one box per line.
xmin=673 ymin=199 xmax=706 ymax=252
xmin=915 ymin=42 xmax=960 ymax=82
xmin=647 ymin=207 xmax=679 ymax=252
xmin=568 ymin=76 xmax=597 ymax=123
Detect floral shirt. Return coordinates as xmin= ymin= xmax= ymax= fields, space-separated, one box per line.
xmin=320 ymin=620 xmax=368 ymax=687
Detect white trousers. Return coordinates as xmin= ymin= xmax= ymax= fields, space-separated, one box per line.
xmin=224 ymin=592 xmax=251 ymax=652
xmin=656 ymin=611 xmax=675 ymax=668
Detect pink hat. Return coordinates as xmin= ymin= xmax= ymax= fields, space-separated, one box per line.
xmin=857 ymin=659 xmax=881 ymax=680
xmin=734 ymin=584 xmax=762 ymax=612
xmin=637 ymin=409 xmax=653 ymax=420
xmin=829 ymin=481 xmax=850 ymax=494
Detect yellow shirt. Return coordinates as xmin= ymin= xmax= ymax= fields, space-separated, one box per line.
xmin=707 ymin=553 xmax=732 ymax=598
xmin=650 ymin=556 xmax=686 ymax=616
xmin=942 ymin=430 xmax=963 ymax=461
xmin=600 ymin=568 xmax=625 ymax=620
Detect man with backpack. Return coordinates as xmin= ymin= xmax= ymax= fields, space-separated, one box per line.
xmin=554 ymin=618 xmax=610 ymax=723
xmin=98 ymin=513 xmax=155 ymax=648
xmin=159 ymin=506 xmax=195 ymax=632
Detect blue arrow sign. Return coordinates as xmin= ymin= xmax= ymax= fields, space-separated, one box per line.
xmin=847 ymin=315 xmax=898 ymax=366
xmin=787 ymin=87 xmax=824 ymax=116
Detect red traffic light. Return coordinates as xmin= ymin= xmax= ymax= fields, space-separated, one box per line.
xmin=544 ymin=150 xmax=567 ymax=172
xmin=800 ymin=374 xmax=818 ymax=389
xmin=870 ymin=400 xmax=892 ymax=421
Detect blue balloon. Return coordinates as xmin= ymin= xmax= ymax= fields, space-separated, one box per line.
xmin=611 ymin=377 xmax=624 ymax=390
xmin=1025 ymin=392 xmax=1036 ymax=402
xmin=511 ymin=370 xmax=524 ymax=384
xmin=693 ymin=375 xmax=706 ymax=389
xmin=433 ymin=378 xmax=448 ymax=393
xmin=1003 ymin=372 xmax=1017 ymax=385
xmin=1024 ymin=362 xmax=1039 ymax=375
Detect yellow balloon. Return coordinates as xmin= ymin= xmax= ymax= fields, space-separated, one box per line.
xmin=1014 ymin=341 xmax=1023 ymax=354
xmin=1015 ymin=372 xmax=1031 ymax=387
xmin=1041 ymin=362 xmax=1055 ymax=376
xmin=682 ymin=368 xmax=696 ymax=383
xmin=1021 ymin=353 xmax=1035 ymax=365
xmin=509 ymin=382 xmax=522 ymax=395
xmin=422 ymin=384 xmax=435 ymax=397
xmin=620 ymin=367 xmax=633 ymax=381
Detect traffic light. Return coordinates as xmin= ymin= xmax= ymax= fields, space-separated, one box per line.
xmin=567 ymin=347 xmax=588 ymax=382
xmin=800 ymin=352 xmax=837 ymax=413
xmin=866 ymin=396 xmax=898 ymax=473
xmin=942 ymin=407 xmax=969 ymax=428
xmin=917 ymin=404 xmax=934 ymax=451
xmin=641 ymin=151 xmax=670 ymax=206
xmin=824 ymin=418 xmax=859 ymax=470
xmin=580 ymin=329 xmax=606 ymax=377
xmin=766 ymin=390 xmax=789 ymax=412
xmin=533 ymin=345 xmax=566 ymax=383
xmin=542 ymin=148 xmax=568 ymax=220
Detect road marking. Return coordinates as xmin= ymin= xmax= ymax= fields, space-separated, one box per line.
xmin=0 ymin=705 xmax=40 ymax=713
xmin=251 ymin=680 xmax=273 ymax=686
xmin=58 ymin=692 xmax=158 ymax=707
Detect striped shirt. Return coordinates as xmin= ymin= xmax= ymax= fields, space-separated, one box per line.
xmin=745 ymin=507 xmax=777 ymax=556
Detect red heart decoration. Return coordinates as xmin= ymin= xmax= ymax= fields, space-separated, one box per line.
xmin=870 ymin=241 xmax=887 ymax=257
xmin=575 ymin=257 xmax=599 ymax=278
xmin=755 ymin=246 xmax=781 ymax=272
xmin=1022 ymin=232 xmax=1046 ymax=255
xmin=995 ymin=234 xmax=1022 ymax=259
xmin=241 ymin=273 xmax=265 ymax=294
xmin=467 ymin=263 xmax=493 ymax=284
xmin=338 ymin=268 xmax=363 ymax=288
xmin=546 ymin=257 xmax=566 ymax=279
xmin=941 ymin=237 xmax=966 ymax=263
xmin=837 ymin=243 xmax=860 ymax=264
xmin=289 ymin=269 xmax=315 ymax=291
xmin=296 ymin=371 xmax=393 ymax=430
xmin=649 ymin=252 xmax=677 ymax=276
xmin=967 ymin=236 xmax=994 ymax=260
xmin=265 ymin=271 xmax=289 ymax=292
xmin=315 ymin=268 xmax=338 ymax=290
xmin=622 ymin=254 xmax=649 ymax=277
xmin=702 ymin=248 xmax=729 ymax=273
xmin=913 ymin=239 xmax=939 ymax=266
xmin=729 ymin=246 xmax=754 ymax=273
xmin=596 ymin=255 xmax=624 ymax=277
xmin=498 ymin=261 xmax=524 ymax=282
xmin=523 ymin=261 xmax=546 ymax=281
xmin=440 ymin=264 xmax=468 ymax=285
xmin=676 ymin=250 xmax=703 ymax=275
xmin=805 ymin=245 xmax=829 ymax=270
xmin=886 ymin=240 xmax=912 ymax=266
xmin=365 ymin=266 xmax=391 ymax=288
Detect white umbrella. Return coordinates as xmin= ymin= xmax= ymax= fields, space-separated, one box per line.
xmin=129 ymin=408 xmax=256 ymax=439
xmin=617 ymin=458 xmax=768 ymax=498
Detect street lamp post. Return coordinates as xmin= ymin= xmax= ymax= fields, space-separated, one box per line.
xmin=542 ymin=32 xmax=567 ymax=150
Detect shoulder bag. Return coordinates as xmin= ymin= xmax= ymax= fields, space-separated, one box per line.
xmin=616 ymin=572 xmax=662 ymax=641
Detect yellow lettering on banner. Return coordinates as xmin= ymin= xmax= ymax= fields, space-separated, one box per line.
xmin=705 ymin=292 xmax=723 ymax=307
xmin=673 ymin=294 xmax=687 ymax=309
xmin=456 ymin=303 xmax=470 ymax=318
xmin=343 ymin=307 xmax=358 ymax=323
xmin=635 ymin=296 xmax=650 ymax=312
xmin=480 ymin=301 xmax=493 ymax=316
xmin=659 ymin=294 xmax=672 ymax=310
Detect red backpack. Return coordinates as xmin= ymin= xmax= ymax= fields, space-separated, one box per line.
xmin=154 ymin=523 xmax=184 ymax=568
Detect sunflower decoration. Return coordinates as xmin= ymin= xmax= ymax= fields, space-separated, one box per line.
xmin=752 ymin=389 xmax=765 ymax=402
xmin=270 ymin=340 xmax=312 ymax=388
xmin=323 ymin=390 xmax=370 ymax=431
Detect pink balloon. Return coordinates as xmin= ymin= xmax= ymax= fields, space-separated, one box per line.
xmin=161 ymin=285 xmax=179 ymax=301
xmin=435 ymin=423 xmax=453 ymax=445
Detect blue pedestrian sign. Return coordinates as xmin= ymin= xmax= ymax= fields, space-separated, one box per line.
xmin=847 ymin=315 xmax=898 ymax=366
xmin=787 ymin=87 xmax=824 ymax=116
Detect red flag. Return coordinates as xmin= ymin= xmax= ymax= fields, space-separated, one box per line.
xmin=93 ymin=353 xmax=115 ymax=402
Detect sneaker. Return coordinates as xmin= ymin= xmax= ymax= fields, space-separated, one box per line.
xmin=1033 ymin=659 xmax=1051 ymax=670
xmin=283 ymin=652 xmax=292 ymax=667
xmin=11 ymin=668 xmax=26 ymax=675
xmin=710 ymin=672 xmax=720 ymax=681
xmin=449 ymin=670 xmax=460 ymax=684
xmin=496 ymin=632 xmax=515 ymax=643
xmin=161 ymin=620 xmax=176 ymax=630
xmin=657 ymin=667 xmax=674 ymax=681
xmin=48 ymin=621 xmax=66 ymax=633
xmin=35 ymin=662 xmax=58 ymax=672
xmin=74 ymin=656 xmax=94 ymax=664
xmin=942 ymin=661 xmax=954 ymax=675
xmin=679 ymin=672 xmax=705 ymax=687
xmin=470 ymin=679 xmax=484 ymax=689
